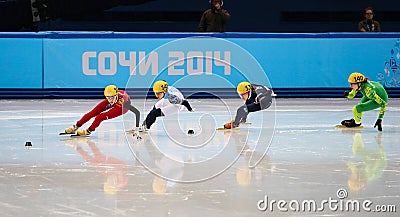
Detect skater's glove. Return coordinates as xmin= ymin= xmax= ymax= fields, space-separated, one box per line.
xmin=374 ymin=119 xmax=382 ymax=131
xmin=224 ymin=122 xmax=232 ymax=129
xmin=168 ymin=94 xmax=182 ymax=104
xmin=343 ymin=91 xmax=349 ymax=97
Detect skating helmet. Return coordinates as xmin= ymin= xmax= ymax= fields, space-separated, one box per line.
xmin=104 ymin=85 xmax=118 ymax=96
xmin=237 ymin=82 xmax=252 ymax=94
xmin=348 ymin=72 xmax=365 ymax=84
xmin=153 ymin=80 xmax=168 ymax=93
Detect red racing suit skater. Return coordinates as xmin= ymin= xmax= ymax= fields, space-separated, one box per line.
xmin=75 ymin=90 xmax=130 ymax=132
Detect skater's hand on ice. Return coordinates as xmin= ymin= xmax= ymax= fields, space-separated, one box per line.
xmin=374 ymin=119 xmax=382 ymax=131
xmin=224 ymin=122 xmax=232 ymax=129
xmin=224 ymin=120 xmax=236 ymax=129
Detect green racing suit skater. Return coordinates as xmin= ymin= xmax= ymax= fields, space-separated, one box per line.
xmin=341 ymin=72 xmax=388 ymax=131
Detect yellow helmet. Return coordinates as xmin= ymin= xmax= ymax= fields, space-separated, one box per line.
xmin=153 ymin=80 xmax=168 ymax=93
xmin=348 ymin=72 xmax=365 ymax=84
xmin=237 ymin=82 xmax=252 ymax=94
xmin=104 ymin=85 xmax=118 ymax=97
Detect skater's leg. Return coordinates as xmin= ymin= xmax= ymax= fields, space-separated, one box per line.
xmin=154 ymin=98 xmax=169 ymax=109
xmin=246 ymin=103 xmax=262 ymax=113
xmin=77 ymin=99 xmax=109 ymax=127
xmin=259 ymin=93 xmax=272 ymax=110
xmin=144 ymin=107 xmax=163 ymax=129
xmin=160 ymin=104 xmax=180 ymax=116
xmin=359 ymin=96 xmax=369 ymax=104
xmin=353 ymin=99 xmax=381 ymax=123
xmin=233 ymin=105 xmax=248 ymax=127
xmin=65 ymin=100 xmax=109 ymax=133
xmin=143 ymin=99 xmax=177 ymax=129
xmin=233 ymin=103 xmax=261 ymax=126
xmin=87 ymin=106 xmax=128 ymax=132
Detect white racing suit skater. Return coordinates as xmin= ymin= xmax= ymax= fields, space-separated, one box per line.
xmin=141 ymin=80 xmax=193 ymax=131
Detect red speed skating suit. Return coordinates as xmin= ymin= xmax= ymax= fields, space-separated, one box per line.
xmin=76 ymin=90 xmax=130 ymax=132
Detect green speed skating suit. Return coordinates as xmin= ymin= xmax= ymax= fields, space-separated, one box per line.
xmin=347 ymin=81 xmax=388 ymax=123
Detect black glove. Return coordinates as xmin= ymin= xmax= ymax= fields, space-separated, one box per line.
xmin=374 ymin=119 xmax=382 ymax=131
xmin=343 ymin=91 xmax=349 ymax=97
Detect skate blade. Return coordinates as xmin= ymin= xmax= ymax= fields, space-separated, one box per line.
xmin=59 ymin=132 xmax=75 ymax=135
xmin=335 ymin=125 xmax=364 ymax=129
xmin=240 ymin=122 xmax=252 ymax=125
xmin=70 ymin=134 xmax=90 ymax=137
xmin=126 ymin=130 xmax=148 ymax=134
xmin=216 ymin=127 xmax=240 ymax=131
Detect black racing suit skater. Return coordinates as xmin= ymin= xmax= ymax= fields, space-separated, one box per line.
xmin=224 ymin=82 xmax=273 ymax=129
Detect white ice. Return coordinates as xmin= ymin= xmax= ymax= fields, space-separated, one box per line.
xmin=0 ymin=98 xmax=399 ymax=217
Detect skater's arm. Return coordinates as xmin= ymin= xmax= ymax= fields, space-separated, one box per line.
xmin=375 ymin=95 xmax=386 ymax=119
xmin=130 ymin=106 xmax=141 ymax=127
xmin=347 ymin=89 xmax=357 ymax=98
xmin=123 ymin=100 xmax=141 ymax=127
xmin=181 ymin=100 xmax=193 ymax=111
xmin=378 ymin=104 xmax=386 ymax=119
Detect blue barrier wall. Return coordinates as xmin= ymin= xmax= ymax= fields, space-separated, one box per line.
xmin=1 ymin=32 xmax=399 ymax=98
xmin=0 ymin=37 xmax=43 ymax=88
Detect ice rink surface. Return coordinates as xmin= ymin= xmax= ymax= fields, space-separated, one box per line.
xmin=0 ymin=98 xmax=399 ymax=217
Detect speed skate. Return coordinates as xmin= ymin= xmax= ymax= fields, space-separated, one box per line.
xmin=59 ymin=132 xmax=90 ymax=137
xmin=58 ymin=132 xmax=90 ymax=137
xmin=126 ymin=129 xmax=148 ymax=134
xmin=70 ymin=134 xmax=90 ymax=137
xmin=59 ymin=132 xmax=74 ymax=135
xmin=335 ymin=125 xmax=364 ymax=130
xmin=216 ymin=127 xmax=240 ymax=131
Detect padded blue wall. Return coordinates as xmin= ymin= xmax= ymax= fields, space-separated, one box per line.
xmin=1 ymin=32 xmax=399 ymax=98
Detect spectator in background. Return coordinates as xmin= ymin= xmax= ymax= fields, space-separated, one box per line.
xmin=199 ymin=0 xmax=230 ymax=32
xmin=358 ymin=7 xmax=381 ymax=32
